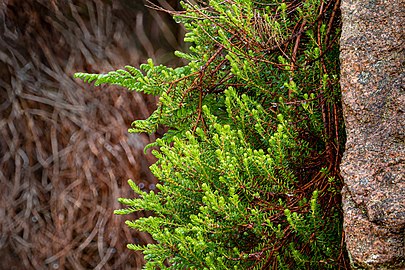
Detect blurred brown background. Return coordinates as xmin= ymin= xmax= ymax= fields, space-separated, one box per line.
xmin=0 ymin=0 xmax=182 ymax=269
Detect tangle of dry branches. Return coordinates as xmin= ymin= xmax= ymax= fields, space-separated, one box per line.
xmin=0 ymin=0 xmax=182 ymax=269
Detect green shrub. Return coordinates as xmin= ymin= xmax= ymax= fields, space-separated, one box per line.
xmin=75 ymin=0 xmax=345 ymax=269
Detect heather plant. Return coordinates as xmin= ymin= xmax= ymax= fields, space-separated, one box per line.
xmin=75 ymin=0 xmax=346 ymax=269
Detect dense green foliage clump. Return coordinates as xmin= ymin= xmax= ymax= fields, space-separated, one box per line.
xmin=76 ymin=0 xmax=346 ymax=269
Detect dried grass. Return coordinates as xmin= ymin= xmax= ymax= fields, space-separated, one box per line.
xmin=0 ymin=0 xmax=182 ymax=269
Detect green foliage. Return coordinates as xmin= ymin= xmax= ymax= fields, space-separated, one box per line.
xmin=75 ymin=0 xmax=345 ymax=269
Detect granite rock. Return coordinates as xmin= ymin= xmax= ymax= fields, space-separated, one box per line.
xmin=340 ymin=0 xmax=405 ymax=269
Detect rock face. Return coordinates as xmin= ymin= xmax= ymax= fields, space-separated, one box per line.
xmin=340 ymin=0 xmax=404 ymax=269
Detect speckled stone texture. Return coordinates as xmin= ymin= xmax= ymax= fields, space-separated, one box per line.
xmin=340 ymin=0 xmax=404 ymax=269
